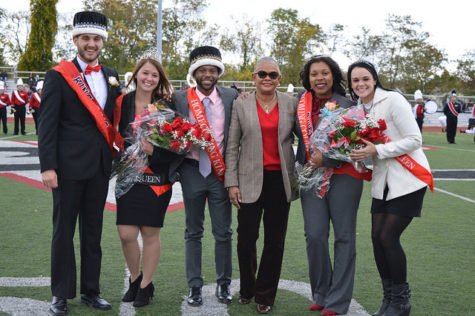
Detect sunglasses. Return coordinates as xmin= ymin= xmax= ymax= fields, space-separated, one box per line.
xmin=255 ymin=71 xmax=279 ymax=80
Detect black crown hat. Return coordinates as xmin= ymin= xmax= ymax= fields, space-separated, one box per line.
xmin=73 ymin=11 xmax=108 ymax=40
xmin=187 ymin=46 xmax=225 ymax=87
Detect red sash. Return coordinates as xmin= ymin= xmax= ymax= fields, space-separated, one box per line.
xmin=53 ymin=60 xmax=124 ymax=153
xmin=144 ymin=166 xmax=173 ymax=197
xmin=381 ymin=133 xmax=433 ymax=192
xmin=297 ymin=91 xmax=314 ymax=160
xmin=187 ymin=88 xmax=225 ymax=182
xmin=447 ymin=102 xmax=458 ymax=117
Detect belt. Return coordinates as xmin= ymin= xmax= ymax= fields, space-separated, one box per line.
xmin=184 ymin=158 xmax=199 ymax=167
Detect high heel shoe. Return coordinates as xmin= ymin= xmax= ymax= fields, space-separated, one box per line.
xmin=133 ymin=282 xmax=155 ymax=307
xmin=122 ymin=272 xmax=143 ymax=302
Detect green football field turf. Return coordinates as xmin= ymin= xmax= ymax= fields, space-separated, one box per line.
xmin=0 ymin=129 xmax=474 ymax=315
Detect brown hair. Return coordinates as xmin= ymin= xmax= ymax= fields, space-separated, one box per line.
xmin=128 ymin=58 xmax=172 ymax=101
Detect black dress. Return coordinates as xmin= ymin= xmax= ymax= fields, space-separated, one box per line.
xmin=116 ymin=92 xmax=179 ymax=227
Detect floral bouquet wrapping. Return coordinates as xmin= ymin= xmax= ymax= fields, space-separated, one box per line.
xmin=296 ymin=102 xmax=386 ymax=198
xmin=113 ymin=102 xmax=211 ymax=198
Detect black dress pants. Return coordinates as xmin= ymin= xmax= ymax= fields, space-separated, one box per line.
xmin=446 ymin=116 xmax=457 ymax=143
xmin=13 ymin=104 xmax=26 ymax=134
xmin=237 ymin=170 xmax=290 ymax=306
xmin=0 ymin=107 xmax=7 ymax=133
xmin=51 ymin=169 xmax=109 ymax=299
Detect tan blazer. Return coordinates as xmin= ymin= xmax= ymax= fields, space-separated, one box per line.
xmin=224 ymin=91 xmax=298 ymax=203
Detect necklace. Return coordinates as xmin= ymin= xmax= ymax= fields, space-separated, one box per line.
xmin=362 ymin=100 xmax=373 ymax=113
xmin=256 ymin=93 xmax=277 ymax=113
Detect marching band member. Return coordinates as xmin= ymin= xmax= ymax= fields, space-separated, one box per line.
xmin=10 ymin=78 xmax=29 ymax=135
xmin=443 ymin=90 xmax=461 ymax=144
xmin=29 ymin=80 xmax=43 ymax=135
xmin=0 ymin=81 xmax=10 ymax=134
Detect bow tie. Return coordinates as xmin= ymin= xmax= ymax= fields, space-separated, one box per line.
xmin=84 ymin=64 xmax=102 ymax=75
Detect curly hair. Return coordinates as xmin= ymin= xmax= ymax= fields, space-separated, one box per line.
xmin=299 ymin=55 xmax=346 ymax=96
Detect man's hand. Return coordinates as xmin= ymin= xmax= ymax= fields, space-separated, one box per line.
xmin=42 ymin=169 xmax=58 ymax=188
xmin=228 ymin=186 xmax=242 ymax=209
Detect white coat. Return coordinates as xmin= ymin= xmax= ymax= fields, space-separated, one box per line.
xmin=361 ymin=88 xmax=431 ymax=200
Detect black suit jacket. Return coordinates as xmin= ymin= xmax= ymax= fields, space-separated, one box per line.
xmin=38 ymin=58 xmax=122 ymax=179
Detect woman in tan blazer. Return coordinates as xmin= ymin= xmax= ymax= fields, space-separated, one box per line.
xmin=225 ymin=57 xmax=297 ymax=314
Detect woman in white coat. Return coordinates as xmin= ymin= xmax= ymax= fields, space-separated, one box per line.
xmin=348 ymin=61 xmax=433 ymax=316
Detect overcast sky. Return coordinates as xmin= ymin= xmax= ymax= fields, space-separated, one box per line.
xmin=2 ymin=0 xmax=473 ymax=69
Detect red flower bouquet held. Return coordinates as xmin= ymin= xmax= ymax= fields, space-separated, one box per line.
xmin=113 ymin=101 xmax=211 ymax=198
xmin=296 ymin=105 xmax=386 ymax=198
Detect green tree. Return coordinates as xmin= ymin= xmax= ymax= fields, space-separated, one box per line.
xmin=18 ymin=0 xmax=58 ymax=71
xmin=455 ymin=50 xmax=475 ymax=95
xmin=344 ymin=27 xmax=384 ymax=62
xmin=1 ymin=10 xmax=30 ymax=64
xmin=0 ymin=8 xmax=6 ymax=65
xmin=267 ymin=8 xmax=323 ymax=85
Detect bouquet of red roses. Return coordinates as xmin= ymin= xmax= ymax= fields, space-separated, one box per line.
xmin=297 ymin=104 xmax=386 ymax=198
xmin=113 ymin=102 xmax=211 ymax=198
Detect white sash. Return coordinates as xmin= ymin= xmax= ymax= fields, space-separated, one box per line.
xmin=13 ymin=90 xmax=26 ymax=104
xmin=0 ymin=98 xmax=7 ymax=106
xmin=33 ymin=92 xmax=41 ymax=103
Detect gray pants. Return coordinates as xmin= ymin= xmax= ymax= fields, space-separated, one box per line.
xmin=179 ymin=161 xmax=233 ymax=288
xmin=301 ymin=173 xmax=363 ymax=314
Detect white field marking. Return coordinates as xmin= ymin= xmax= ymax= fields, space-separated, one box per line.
xmin=432 ymin=145 xmax=475 ymax=153
xmin=180 ymin=279 xmax=370 ymax=316
xmin=434 ymin=178 xmax=475 ymax=181
xmin=0 ymin=297 xmax=50 ymax=316
xmin=0 ymin=277 xmax=50 ymax=287
xmin=432 ymin=169 xmax=475 ymax=171
xmin=434 ymin=187 xmax=475 ymax=203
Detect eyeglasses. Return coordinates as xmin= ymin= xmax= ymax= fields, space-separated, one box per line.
xmin=254 ymin=71 xmax=279 ymax=80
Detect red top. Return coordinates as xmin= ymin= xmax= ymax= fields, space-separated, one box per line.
xmin=29 ymin=92 xmax=41 ymax=109
xmin=312 ymin=96 xmax=331 ymax=128
xmin=11 ymin=90 xmax=29 ymax=105
xmin=415 ymin=103 xmax=424 ymax=118
xmin=0 ymin=94 xmax=10 ymax=108
xmin=334 ymin=162 xmax=372 ymax=181
xmin=257 ymin=101 xmax=281 ymax=170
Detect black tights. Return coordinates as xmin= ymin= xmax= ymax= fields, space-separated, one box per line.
xmin=371 ymin=213 xmax=413 ymax=284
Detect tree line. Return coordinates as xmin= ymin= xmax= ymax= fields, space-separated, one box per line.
xmin=1 ymin=0 xmax=474 ymax=95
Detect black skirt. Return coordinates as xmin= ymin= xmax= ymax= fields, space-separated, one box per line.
xmin=371 ymin=186 xmax=427 ymax=218
xmin=116 ymin=183 xmax=172 ymax=227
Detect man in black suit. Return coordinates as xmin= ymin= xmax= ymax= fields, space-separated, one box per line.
xmin=38 ymin=11 xmax=122 ymax=316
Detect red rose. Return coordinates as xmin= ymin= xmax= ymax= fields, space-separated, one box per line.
xmin=203 ymin=131 xmax=213 ymax=142
xmin=161 ymin=122 xmax=173 ymax=134
xmin=368 ymin=128 xmax=382 ymax=142
xmin=175 ymin=129 xmax=185 ymax=139
xmin=341 ymin=116 xmax=356 ymax=127
xmin=171 ymin=116 xmax=183 ymax=131
xmin=378 ymin=119 xmax=387 ymax=131
xmin=184 ymin=140 xmax=193 ymax=151
xmin=328 ymin=131 xmax=336 ymax=139
xmin=191 ymin=127 xmax=202 ymax=139
xmin=169 ymin=139 xmax=181 ymax=152
xmin=359 ymin=126 xmax=370 ymax=137
xmin=182 ymin=122 xmax=192 ymax=133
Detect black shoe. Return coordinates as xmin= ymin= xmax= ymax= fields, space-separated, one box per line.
xmin=80 ymin=294 xmax=111 ymax=310
xmin=216 ymin=284 xmax=232 ymax=304
xmin=122 ymin=272 xmax=143 ymax=302
xmin=21 ymin=132 xmax=26 ymax=135
xmin=133 ymin=282 xmax=154 ymax=307
xmin=13 ymin=133 xmax=18 ymax=135
xmin=187 ymin=287 xmax=202 ymax=306
xmin=49 ymin=296 xmax=67 ymax=316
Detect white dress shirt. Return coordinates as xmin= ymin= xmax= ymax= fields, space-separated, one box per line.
xmin=76 ymin=57 xmax=108 ymax=109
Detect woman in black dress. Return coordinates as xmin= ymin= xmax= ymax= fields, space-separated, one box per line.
xmin=116 ymin=52 xmax=177 ymax=307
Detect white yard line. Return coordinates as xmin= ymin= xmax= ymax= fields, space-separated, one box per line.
xmin=434 ymin=187 xmax=475 ymax=204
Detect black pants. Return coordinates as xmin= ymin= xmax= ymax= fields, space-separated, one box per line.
xmin=446 ymin=116 xmax=457 ymax=143
xmin=237 ymin=170 xmax=290 ymax=306
xmin=0 ymin=107 xmax=7 ymax=134
xmin=416 ymin=117 xmax=423 ymax=132
xmin=32 ymin=109 xmax=39 ymax=134
xmin=51 ymin=170 xmax=109 ymax=299
xmin=13 ymin=104 xmax=26 ymax=134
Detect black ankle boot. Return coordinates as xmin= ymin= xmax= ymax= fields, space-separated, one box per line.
xmin=133 ymin=282 xmax=155 ymax=307
xmin=122 ymin=272 xmax=143 ymax=302
xmin=385 ymin=282 xmax=411 ymax=316
xmin=372 ymin=279 xmax=392 ymax=316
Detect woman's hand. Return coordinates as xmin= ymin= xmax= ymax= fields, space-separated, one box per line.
xmin=228 ymin=186 xmax=242 ymax=209
xmin=141 ymin=139 xmax=154 ymax=156
xmin=308 ymin=146 xmax=323 ymax=168
xmin=350 ymin=139 xmax=377 ymax=162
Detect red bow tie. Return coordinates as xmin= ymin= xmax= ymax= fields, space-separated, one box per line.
xmin=84 ymin=64 xmax=102 ymax=75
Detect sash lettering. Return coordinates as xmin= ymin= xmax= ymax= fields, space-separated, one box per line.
xmin=187 ymin=87 xmax=226 ymax=182
xmin=297 ymin=91 xmax=314 ymax=160
xmin=53 ymin=60 xmax=123 ymax=153
xmin=381 ymin=133 xmax=434 ymax=192
xmin=447 ymin=102 xmax=458 ymax=117
xmin=142 ymin=166 xmax=173 ymax=197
